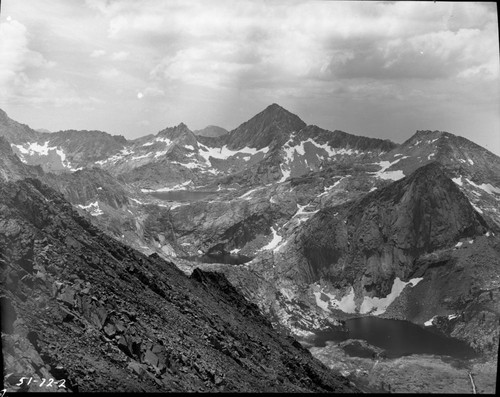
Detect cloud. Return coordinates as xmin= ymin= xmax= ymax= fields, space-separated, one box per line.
xmin=1 ymin=0 xmax=498 ymax=154
xmin=5 ymin=75 xmax=103 ymax=108
xmin=0 ymin=18 xmax=53 ymax=86
xmin=328 ymin=25 xmax=498 ymax=81
xmin=111 ymin=51 xmax=129 ymax=61
xmin=143 ymin=86 xmax=165 ymax=97
xmin=0 ymin=16 xmax=101 ymax=109
xmin=91 ymin=49 xmax=106 ymax=57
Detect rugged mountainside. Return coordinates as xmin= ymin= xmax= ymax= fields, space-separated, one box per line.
xmin=1 ymin=105 xmax=399 ymax=190
xmin=189 ymin=163 xmax=499 ymax=354
xmin=1 ymin=105 xmax=499 ymax=362
xmin=298 ymin=162 xmax=488 ymax=289
xmin=0 ymin=177 xmax=357 ymax=393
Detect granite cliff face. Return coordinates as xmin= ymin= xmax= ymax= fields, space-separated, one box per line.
xmin=299 ymin=162 xmax=488 ymax=290
xmin=0 ymin=178 xmax=357 ymax=393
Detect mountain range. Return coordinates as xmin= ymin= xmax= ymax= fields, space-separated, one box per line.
xmin=1 ymin=104 xmax=499 ymax=392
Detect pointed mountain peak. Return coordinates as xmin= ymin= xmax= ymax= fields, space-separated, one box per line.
xmin=226 ymin=104 xmax=306 ymax=150
xmin=155 ymin=122 xmax=198 ymax=148
xmin=265 ymin=103 xmax=285 ymax=111
xmin=260 ymin=103 xmax=298 ymax=118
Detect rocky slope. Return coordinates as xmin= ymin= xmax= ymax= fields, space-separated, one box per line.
xmin=0 ymin=177 xmax=358 ymax=393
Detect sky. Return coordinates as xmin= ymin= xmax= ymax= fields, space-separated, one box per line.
xmin=0 ymin=0 xmax=499 ymax=155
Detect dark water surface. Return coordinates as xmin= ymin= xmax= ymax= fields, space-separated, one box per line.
xmin=149 ymin=190 xmax=220 ymax=202
xmin=183 ymin=253 xmax=253 ymax=265
xmin=314 ymin=317 xmax=477 ymax=360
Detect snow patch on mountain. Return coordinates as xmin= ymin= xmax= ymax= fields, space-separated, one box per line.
xmin=260 ymin=227 xmax=283 ymax=251
xmin=131 ymin=153 xmax=152 ymax=160
xmin=360 ymin=277 xmax=423 ymax=315
xmin=293 ymin=203 xmax=319 ymax=219
xmin=239 ymin=188 xmax=259 ymax=200
xmin=96 ymin=148 xmax=133 ymax=165
xmin=313 ymin=286 xmax=357 ymax=313
xmin=155 ymin=137 xmax=173 ymax=145
xmin=452 ymin=176 xmax=463 ymax=186
xmin=371 ymin=157 xmax=406 ymax=181
xmin=471 ymin=203 xmax=484 ymax=214
xmin=141 ymin=180 xmax=193 ymax=192
xmin=77 ymin=201 xmax=103 ymax=216
xmin=282 ymin=136 xmax=360 ymax=164
xmin=279 ymin=165 xmax=291 ymax=183
xmin=198 ymin=143 xmax=269 ymax=164
xmin=12 ymin=141 xmax=82 ymax=171
xmin=13 ymin=141 xmax=52 ymax=156
xmin=318 ymin=176 xmax=349 ymax=197
xmin=465 ymin=178 xmax=500 ymax=195
xmin=170 ymin=161 xmax=200 ymax=169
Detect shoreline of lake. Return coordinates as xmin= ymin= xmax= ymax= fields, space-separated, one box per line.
xmin=309 ymin=340 xmax=497 ymax=393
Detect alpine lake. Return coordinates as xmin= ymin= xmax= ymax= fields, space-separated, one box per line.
xmin=302 ymin=316 xmax=496 ymax=393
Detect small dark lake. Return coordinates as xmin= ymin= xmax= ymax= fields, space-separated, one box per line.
xmin=150 ymin=190 xmax=219 ymax=202
xmin=183 ymin=253 xmax=253 ymax=265
xmin=314 ymin=317 xmax=477 ymax=360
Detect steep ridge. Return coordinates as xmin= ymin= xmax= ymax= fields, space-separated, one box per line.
xmin=45 ymin=129 xmax=127 ymax=167
xmin=0 ymin=177 xmax=357 ymax=393
xmin=278 ymin=125 xmax=397 ymax=182
xmin=0 ymin=109 xmax=40 ymax=144
xmin=376 ymin=130 xmax=500 ymax=228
